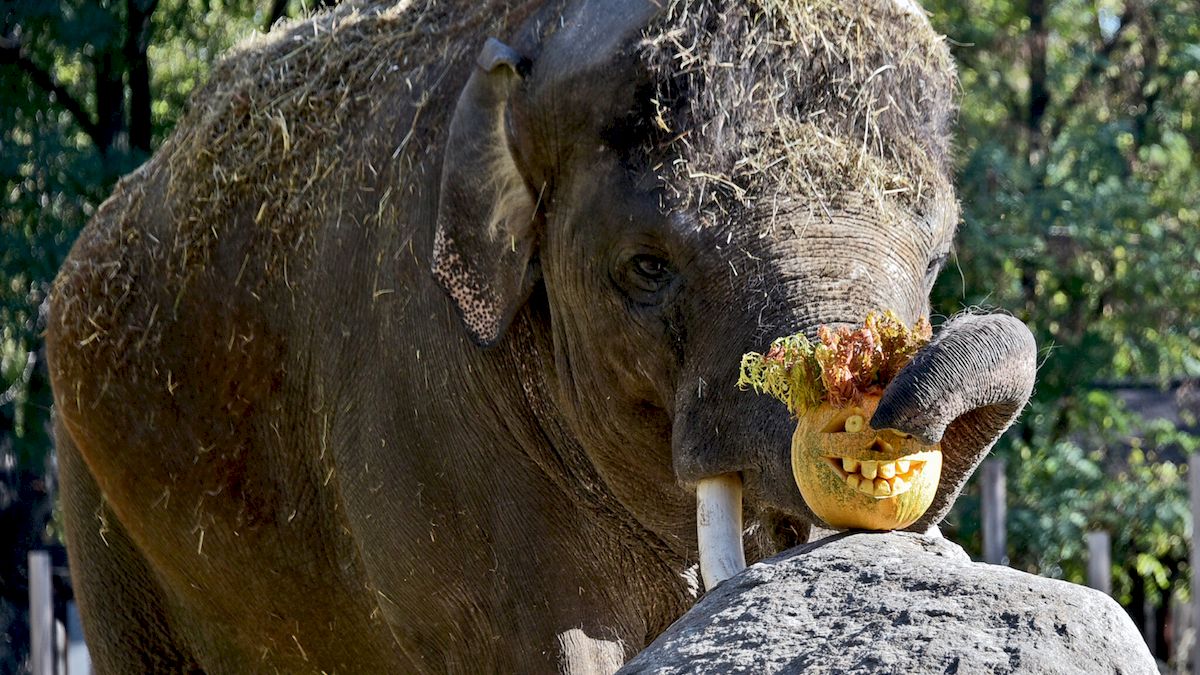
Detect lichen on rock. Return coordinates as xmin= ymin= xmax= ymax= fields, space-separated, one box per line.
xmin=620 ymin=531 xmax=1158 ymax=674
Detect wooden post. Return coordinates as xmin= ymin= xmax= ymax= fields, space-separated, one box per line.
xmin=28 ymin=550 xmax=54 ymax=675
xmin=55 ymin=619 xmax=67 ymax=675
xmin=1190 ymin=454 xmax=1200 ymax=674
xmin=1171 ymin=586 xmax=1192 ymax=674
xmin=981 ymin=459 xmax=1006 ymax=565
xmin=66 ymin=600 xmax=91 ymax=675
xmin=1086 ymin=531 xmax=1112 ymax=596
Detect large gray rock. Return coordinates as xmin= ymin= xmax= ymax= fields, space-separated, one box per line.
xmin=623 ymin=532 xmax=1155 ymax=674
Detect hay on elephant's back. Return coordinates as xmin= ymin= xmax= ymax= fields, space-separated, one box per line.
xmin=162 ymin=0 xmax=522 ymax=287
xmin=641 ymin=0 xmax=957 ymax=230
xmin=51 ymin=0 xmax=563 ymax=380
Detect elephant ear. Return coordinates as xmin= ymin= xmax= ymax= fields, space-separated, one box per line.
xmin=432 ymin=38 xmax=538 ymax=347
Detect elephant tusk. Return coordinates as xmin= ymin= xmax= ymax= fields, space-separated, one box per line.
xmin=696 ymin=473 xmax=747 ymax=591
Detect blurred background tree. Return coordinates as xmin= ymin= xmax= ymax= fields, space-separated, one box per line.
xmin=927 ymin=0 xmax=1200 ymax=661
xmin=1 ymin=0 xmax=1198 ymax=670
xmin=0 ymin=1 xmax=332 ymax=669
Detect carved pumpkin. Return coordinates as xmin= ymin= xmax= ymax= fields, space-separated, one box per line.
xmin=791 ymin=395 xmax=942 ymax=531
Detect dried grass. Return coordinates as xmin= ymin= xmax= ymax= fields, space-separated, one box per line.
xmin=50 ymin=0 xmax=539 ymax=392
xmin=639 ymin=0 xmax=956 ymax=231
xmin=163 ymin=0 xmax=498 ymax=285
xmin=53 ymin=0 xmax=956 ymax=382
xmin=52 ymin=1 xmax=541 ymax=359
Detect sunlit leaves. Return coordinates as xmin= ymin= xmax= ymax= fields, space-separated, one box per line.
xmin=927 ymin=0 xmax=1199 ymax=609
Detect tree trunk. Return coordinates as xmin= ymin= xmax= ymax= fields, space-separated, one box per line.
xmin=1026 ymin=0 xmax=1048 ymax=169
xmin=125 ymin=0 xmax=159 ymax=154
xmin=1131 ymin=8 xmax=1159 ymax=148
xmin=93 ymin=48 xmax=124 ymax=159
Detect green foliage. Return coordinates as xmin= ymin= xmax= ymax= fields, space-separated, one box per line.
xmin=927 ymin=0 xmax=1200 ymax=611
xmin=954 ymin=393 xmax=1194 ymax=605
xmin=739 ymin=333 xmax=825 ymax=414
xmin=1 ymin=1 xmax=268 ymax=468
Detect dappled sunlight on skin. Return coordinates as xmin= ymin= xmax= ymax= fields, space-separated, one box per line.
xmin=556 ymin=629 xmax=624 ymax=675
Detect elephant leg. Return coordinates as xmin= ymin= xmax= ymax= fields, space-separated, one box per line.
xmin=56 ymin=419 xmax=201 ymax=674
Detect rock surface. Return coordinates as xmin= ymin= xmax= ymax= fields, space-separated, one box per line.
xmin=622 ymin=531 xmax=1155 ymax=674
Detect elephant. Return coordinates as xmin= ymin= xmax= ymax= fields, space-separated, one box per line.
xmin=45 ymin=0 xmax=1037 ymax=672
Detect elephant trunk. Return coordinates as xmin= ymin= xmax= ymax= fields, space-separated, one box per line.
xmin=871 ymin=313 xmax=1037 ymax=442
xmin=870 ymin=313 xmax=1038 ymax=528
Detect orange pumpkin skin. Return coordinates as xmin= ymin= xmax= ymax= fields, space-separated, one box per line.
xmin=791 ymin=396 xmax=942 ymax=531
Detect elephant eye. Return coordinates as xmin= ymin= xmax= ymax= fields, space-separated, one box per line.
xmin=616 ymin=253 xmax=675 ymax=304
xmin=632 ymin=254 xmax=670 ymax=281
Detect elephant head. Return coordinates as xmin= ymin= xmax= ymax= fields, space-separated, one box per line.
xmin=432 ymin=0 xmax=1036 ymax=589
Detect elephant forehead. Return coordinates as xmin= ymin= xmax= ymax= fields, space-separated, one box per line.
xmin=757 ymin=194 xmax=950 ymax=265
xmin=639 ymin=0 xmax=956 ymax=228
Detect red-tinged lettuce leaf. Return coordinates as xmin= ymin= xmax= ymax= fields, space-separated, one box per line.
xmin=737 ymin=311 xmax=932 ymax=414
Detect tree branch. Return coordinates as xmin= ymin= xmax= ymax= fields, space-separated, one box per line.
xmin=0 ymin=35 xmax=103 ymax=147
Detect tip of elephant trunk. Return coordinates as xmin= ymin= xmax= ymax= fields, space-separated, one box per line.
xmin=696 ymin=473 xmax=747 ymax=591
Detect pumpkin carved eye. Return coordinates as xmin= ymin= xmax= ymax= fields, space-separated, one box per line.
xmin=823 ymin=409 xmax=868 ymax=433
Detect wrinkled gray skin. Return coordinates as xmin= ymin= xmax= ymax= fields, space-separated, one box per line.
xmin=46 ymin=0 xmax=1036 ymax=673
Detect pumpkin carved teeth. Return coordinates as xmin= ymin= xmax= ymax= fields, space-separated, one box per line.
xmin=822 ymin=456 xmax=927 ymax=499
xmin=873 ymin=478 xmax=892 ymax=497
xmin=860 ymin=460 xmax=878 ymax=479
